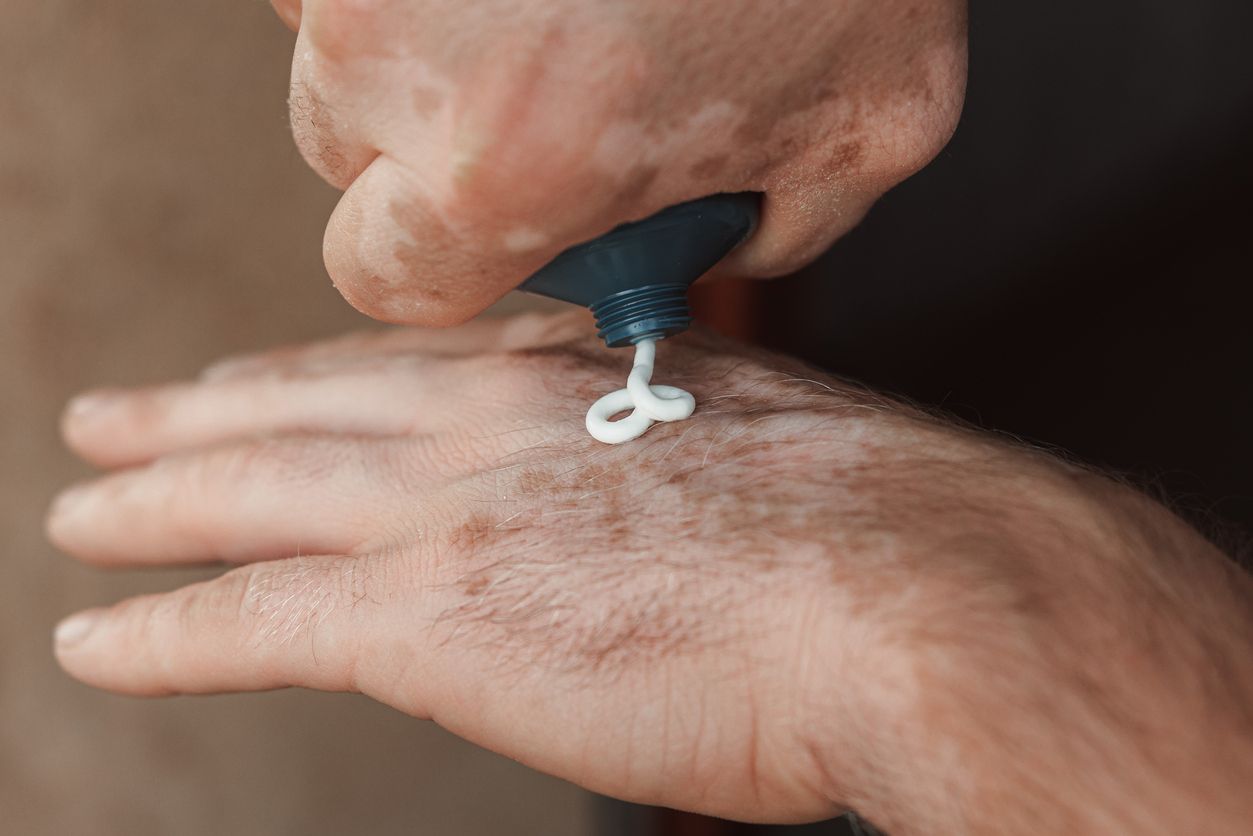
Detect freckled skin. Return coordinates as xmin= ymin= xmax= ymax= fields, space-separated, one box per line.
xmin=275 ymin=0 xmax=968 ymax=324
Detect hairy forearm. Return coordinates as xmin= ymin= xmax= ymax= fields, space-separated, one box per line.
xmin=806 ymin=449 xmax=1253 ymax=834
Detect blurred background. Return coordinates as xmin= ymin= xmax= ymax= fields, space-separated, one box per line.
xmin=2 ymin=1 xmax=1249 ymax=834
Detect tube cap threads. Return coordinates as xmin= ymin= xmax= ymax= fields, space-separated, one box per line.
xmin=590 ymin=283 xmax=692 ymax=348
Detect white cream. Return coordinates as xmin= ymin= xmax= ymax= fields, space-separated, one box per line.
xmin=585 ymin=339 xmax=695 ymax=444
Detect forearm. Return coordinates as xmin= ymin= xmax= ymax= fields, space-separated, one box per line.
xmin=816 ymin=457 xmax=1253 ymax=834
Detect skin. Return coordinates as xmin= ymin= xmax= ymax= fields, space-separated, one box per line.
xmin=49 ymin=314 xmax=1253 ymax=833
xmin=266 ymin=0 xmax=969 ymax=324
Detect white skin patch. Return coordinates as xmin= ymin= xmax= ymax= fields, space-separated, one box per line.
xmin=502 ymin=226 xmax=550 ymax=252
xmin=585 ymin=338 xmax=695 ymax=444
xmin=590 ymin=101 xmax=745 ymax=174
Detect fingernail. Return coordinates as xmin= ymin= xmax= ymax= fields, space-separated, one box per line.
xmin=55 ymin=611 xmax=101 ymax=649
xmin=66 ymin=392 xmax=112 ymax=422
xmin=50 ymin=484 xmax=89 ymax=521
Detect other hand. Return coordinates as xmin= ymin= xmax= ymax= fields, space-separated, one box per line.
xmin=269 ymin=0 xmax=968 ymax=324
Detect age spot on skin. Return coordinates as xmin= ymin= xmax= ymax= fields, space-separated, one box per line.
xmin=461 ymin=573 xmax=490 ymax=597
xmin=829 ymin=140 xmax=866 ymax=172
xmin=448 ymin=510 xmax=504 ymax=554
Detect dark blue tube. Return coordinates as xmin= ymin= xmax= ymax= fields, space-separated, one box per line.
xmin=519 ymin=193 xmax=760 ymax=348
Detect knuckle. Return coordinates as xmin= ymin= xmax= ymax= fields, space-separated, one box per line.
xmin=442 ymin=355 xmax=572 ymax=434
xmin=101 ymin=389 xmax=169 ymax=441
xmin=133 ymin=593 xmax=176 ymax=641
xmin=396 ymin=431 xmax=480 ymax=480
xmin=174 ymin=579 xmax=232 ymax=637
xmin=234 ymin=558 xmax=349 ymax=648
xmin=440 ymin=63 xmax=652 ymax=232
xmin=199 ymin=438 xmax=337 ymax=488
xmin=124 ymin=585 xmax=226 ymax=679
xmin=304 ymin=0 xmax=387 ymax=58
xmin=129 ymin=596 xmax=181 ymax=684
xmin=862 ymin=50 xmax=967 ymax=184
xmin=156 ymin=441 xmax=305 ymax=543
xmin=287 ymin=80 xmax=354 ymax=189
xmin=180 ymin=442 xmax=270 ymax=497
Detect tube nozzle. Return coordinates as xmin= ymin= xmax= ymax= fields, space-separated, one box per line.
xmin=519 ymin=193 xmax=760 ymax=348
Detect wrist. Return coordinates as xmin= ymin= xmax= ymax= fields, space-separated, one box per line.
xmin=818 ymin=461 xmax=1253 ymax=834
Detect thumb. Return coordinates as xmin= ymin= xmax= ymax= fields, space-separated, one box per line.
xmin=322 ymin=155 xmax=557 ymax=326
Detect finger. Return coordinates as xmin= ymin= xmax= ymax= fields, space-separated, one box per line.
xmin=53 ymin=555 xmax=376 ymax=696
xmin=287 ymin=32 xmax=379 ymax=190
xmin=46 ymin=436 xmax=440 ymax=567
xmin=198 ymin=329 xmax=424 ymax=383
xmin=61 ymin=369 xmax=426 ymax=468
xmin=322 ymin=154 xmax=551 ymax=326
xmin=269 ymin=0 xmax=301 ymax=32
xmin=200 ymin=312 xmax=590 ymax=382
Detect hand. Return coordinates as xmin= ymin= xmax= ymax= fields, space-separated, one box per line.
xmin=268 ymin=0 xmax=967 ymax=324
xmin=48 ymin=314 xmax=1253 ymax=831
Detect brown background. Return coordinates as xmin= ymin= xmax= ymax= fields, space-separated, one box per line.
xmin=1 ymin=2 xmax=587 ymax=833
xmin=8 ymin=2 xmax=1252 ymax=834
